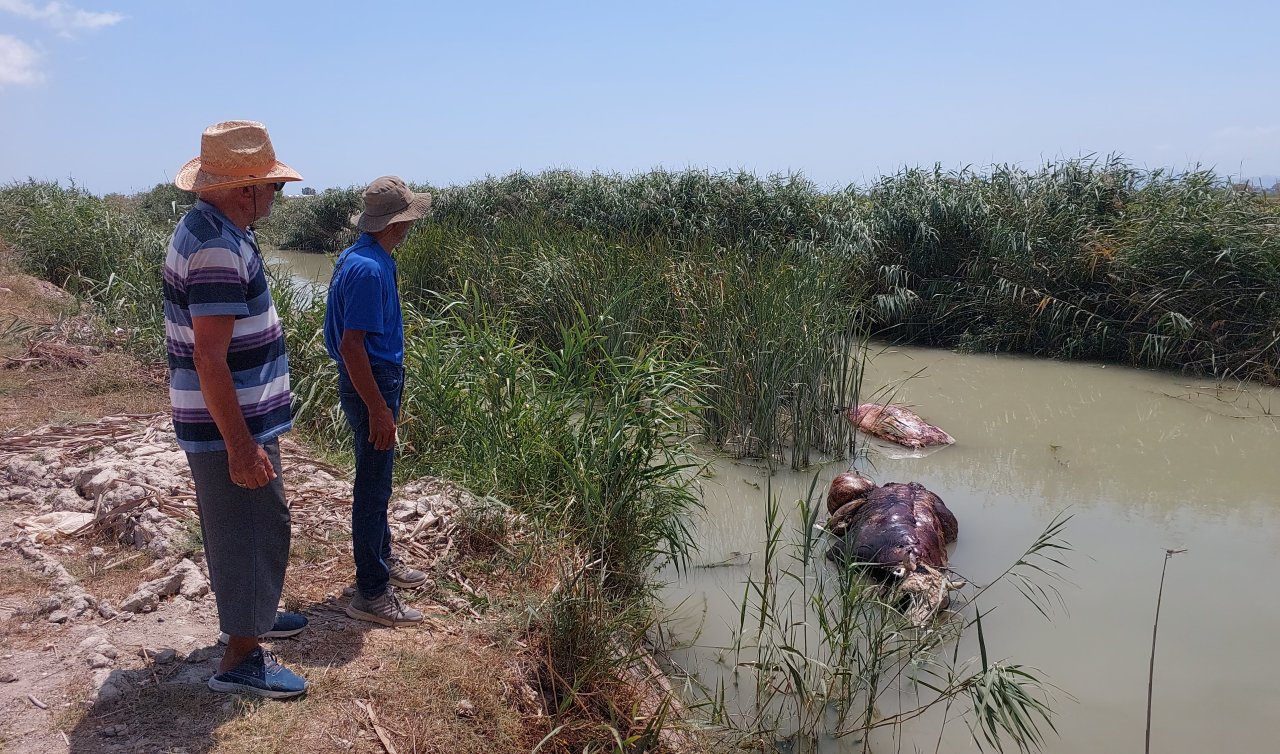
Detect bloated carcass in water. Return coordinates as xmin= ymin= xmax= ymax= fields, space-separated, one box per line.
xmin=847 ymin=403 xmax=955 ymax=449
xmin=824 ymin=471 xmax=964 ymax=625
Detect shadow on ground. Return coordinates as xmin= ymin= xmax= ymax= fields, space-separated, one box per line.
xmin=66 ymin=600 xmax=373 ymax=754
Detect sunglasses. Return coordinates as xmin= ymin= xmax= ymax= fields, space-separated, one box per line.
xmin=254 ymin=181 xmax=286 ymax=193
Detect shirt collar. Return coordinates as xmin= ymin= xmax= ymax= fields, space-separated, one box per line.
xmin=194 ymin=199 xmax=252 ymax=242
xmin=357 ymin=232 xmax=393 ymax=261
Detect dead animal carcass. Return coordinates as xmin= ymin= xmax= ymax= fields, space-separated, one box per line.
xmin=825 ymin=472 xmax=964 ymax=624
xmin=847 ymin=403 xmax=955 ymax=449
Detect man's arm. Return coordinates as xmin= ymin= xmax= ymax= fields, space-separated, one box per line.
xmin=191 ymin=315 xmax=277 ymax=488
xmin=338 ymin=329 xmax=397 ymax=451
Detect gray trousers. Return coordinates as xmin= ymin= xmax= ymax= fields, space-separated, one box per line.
xmin=186 ymin=440 xmax=290 ymax=638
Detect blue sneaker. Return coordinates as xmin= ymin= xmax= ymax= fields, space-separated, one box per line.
xmin=218 ymin=611 xmax=308 ymax=644
xmin=207 ymin=648 xmax=307 ymax=699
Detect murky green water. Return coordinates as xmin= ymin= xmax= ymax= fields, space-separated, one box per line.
xmin=265 ymin=247 xmax=332 ymax=296
xmin=660 ymin=346 xmax=1280 ymax=753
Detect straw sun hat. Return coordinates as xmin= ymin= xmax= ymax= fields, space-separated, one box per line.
xmin=174 ymin=120 xmax=302 ymax=193
xmin=351 ymin=176 xmax=432 ymax=232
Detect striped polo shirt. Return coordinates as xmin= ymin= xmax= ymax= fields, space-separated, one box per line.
xmin=162 ymin=199 xmax=292 ymax=452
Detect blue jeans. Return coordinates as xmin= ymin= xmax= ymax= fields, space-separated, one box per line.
xmin=338 ymin=362 xmax=403 ymax=599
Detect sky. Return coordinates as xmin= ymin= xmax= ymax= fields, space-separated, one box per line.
xmin=1 ymin=0 xmax=1277 ymax=196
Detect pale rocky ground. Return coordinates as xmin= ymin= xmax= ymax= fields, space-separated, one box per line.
xmin=0 ymin=413 xmax=490 ymax=754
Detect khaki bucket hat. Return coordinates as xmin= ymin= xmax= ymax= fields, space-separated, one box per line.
xmin=174 ymin=120 xmax=302 ymax=193
xmin=351 ymin=176 xmax=432 ymax=232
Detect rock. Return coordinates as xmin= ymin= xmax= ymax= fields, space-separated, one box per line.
xmin=33 ymin=595 xmax=62 ymax=615
xmin=67 ymin=595 xmax=96 ymax=617
xmin=455 ymin=699 xmax=475 ymax=718
xmin=391 ymin=500 xmax=420 ymax=522
xmin=100 ymin=724 xmax=128 ymax=737
xmin=141 ymin=647 xmax=177 ymax=664
xmin=3 ymin=458 xmax=51 ymax=489
xmin=78 ymin=634 xmax=107 ymax=652
xmin=72 ymin=466 xmax=117 ymax=499
xmin=166 ymin=664 xmax=211 ymax=685
xmin=97 ymin=602 xmax=118 ymax=620
xmin=118 ymin=557 xmax=207 ymax=612
xmin=2 ymin=485 xmax=34 ymax=502
xmin=88 ymin=653 xmax=114 ymax=669
xmin=172 ymin=559 xmax=209 ymax=599
xmin=48 ymin=488 xmax=93 ymax=513
xmin=118 ymin=590 xmax=158 ymax=614
xmin=92 ymin=669 xmax=127 ymax=705
xmin=0 ymin=672 xmax=17 ymax=683
xmin=47 ymin=610 xmax=69 ymax=624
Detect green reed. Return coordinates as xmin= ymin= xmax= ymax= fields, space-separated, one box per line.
xmin=393 ymin=188 xmax=863 ymax=469
xmin=259 ymin=187 xmax=363 ymax=251
xmin=0 ymin=180 xmax=169 ymax=291
xmin=859 ymin=159 xmax=1280 ymax=381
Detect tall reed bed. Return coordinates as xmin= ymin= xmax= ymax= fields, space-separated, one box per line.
xmin=393 ymin=171 xmax=865 ymax=469
xmin=0 ymin=180 xmax=169 ymax=290
xmin=0 ymin=180 xmax=170 ymax=356
xmin=859 ymin=160 xmax=1280 ymax=380
xmin=261 ymin=187 xmax=363 ymax=251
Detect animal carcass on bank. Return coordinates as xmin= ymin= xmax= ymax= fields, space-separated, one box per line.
xmin=825 ymin=472 xmax=963 ymax=624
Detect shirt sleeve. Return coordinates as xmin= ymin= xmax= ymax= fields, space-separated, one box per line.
xmin=338 ymin=265 xmax=386 ymax=334
xmin=186 ymin=241 xmax=249 ymax=317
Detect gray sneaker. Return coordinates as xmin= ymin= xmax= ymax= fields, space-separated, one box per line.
xmin=346 ymin=587 xmax=423 ymax=627
xmin=386 ymin=554 xmax=428 ymax=589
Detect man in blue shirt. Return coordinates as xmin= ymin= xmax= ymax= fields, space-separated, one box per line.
xmin=324 ymin=176 xmax=431 ymax=627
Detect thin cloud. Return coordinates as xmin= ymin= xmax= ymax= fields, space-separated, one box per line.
xmin=0 ymin=34 xmax=43 ymax=86
xmin=0 ymin=1 xmax=122 ymax=36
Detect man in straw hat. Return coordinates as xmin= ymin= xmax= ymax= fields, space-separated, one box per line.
xmin=163 ymin=120 xmax=308 ymax=698
xmin=324 ymin=176 xmax=432 ymax=627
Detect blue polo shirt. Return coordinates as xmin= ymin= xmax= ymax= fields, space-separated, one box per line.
xmin=324 ymin=234 xmax=404 ymax=368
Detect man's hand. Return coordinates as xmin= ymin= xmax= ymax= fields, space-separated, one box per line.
xmin=339 ymin=328 xmax=399 ymax=452
xmin=228 ymin=441 xmax=278 ymax=489
xmin=369 ymin=404 xmax=397 ymax=451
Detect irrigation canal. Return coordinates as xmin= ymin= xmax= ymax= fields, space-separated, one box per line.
xmin=661 ymin=345 xmax=1279 ymax=752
